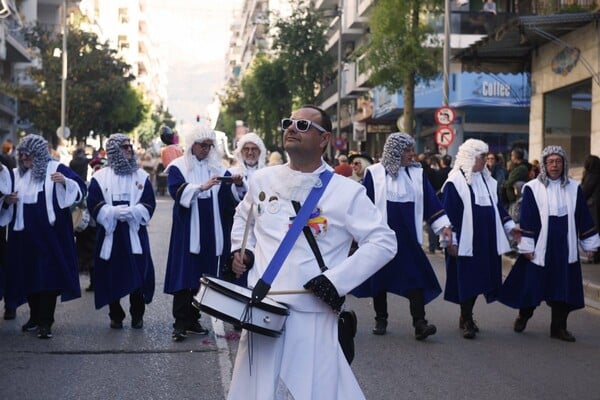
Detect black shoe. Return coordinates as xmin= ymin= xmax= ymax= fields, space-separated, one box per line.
xmin=462 ymin=319 xmax=477 ymax=339
xmin=414 ymin=319 xmax=437 ymax=341
xmin=131 ymin=318 xmax=143 ymax=329
xmin=110 ymin=320 xmax=123 ymax=329
xmin=4 ymin=308 xmax=16 ymax=320
xmin=550 ymin=328 xmax=576 ymax=342
xmin=37 ymin=326 xmax=53 ymax=339
xmin=372 ymin=318 xmax=387 ymax=335
xmin=459 ymin=316 xmax=479 ymax=332
xmin=22 ymin=320 xmax=39 ymax=332
xmin=513 ymin=316 xmax=529 ymax=333
xmin=172 ymin=328 xmax=187 ymax=342
xmin=187 ymin=321 xmax=209 ymax=335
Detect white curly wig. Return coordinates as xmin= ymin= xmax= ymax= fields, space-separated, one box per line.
xmin=16 ymin=134 xmax=51 ymax=182
xmin=106 ymin=133 xmax=138 ymax=176
xmin=234 ymin=132 xmax=267 ymax=171
xmin=538 ymin=145 xmax=569 ymax=187
xmin=183 ymin=122 xmax=223 ymax=171
xmin=452 ymin=138 xmax=490 ymax=185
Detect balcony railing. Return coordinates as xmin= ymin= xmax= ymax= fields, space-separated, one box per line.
xmin=4 ymin=18 xmax=28 ymax=49
xmin=427 ymin=12 xmax=515 ymax=36
xmin=0 ymin=91 xmax=18 ymax=117
xmin=315 ymin=76 xmax=338 ymax=105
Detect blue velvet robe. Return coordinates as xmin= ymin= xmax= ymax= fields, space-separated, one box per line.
xmin=4 ymin=164 xmax=86 ymax=309
xmin=499 ymin=185 xmax=597 ymax=311
xmin=352 ymin=169 xmax=443 ymax=303
xmin=163 ymin=166 xmax=236 ymax=294
xmin=442 ymin=180 xmax=513 ymax=304
xmin=87 ymin=174 xmax=156 ymax=309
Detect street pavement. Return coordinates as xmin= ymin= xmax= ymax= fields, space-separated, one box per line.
xmin=1 ymin=196 xmax=600 ymax=399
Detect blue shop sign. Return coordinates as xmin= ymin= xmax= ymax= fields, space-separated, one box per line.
xmin=373 ymin=72 xmax=531 ymax=118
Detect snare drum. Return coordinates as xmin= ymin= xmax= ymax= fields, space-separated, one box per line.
xmin=192 ymin=276 xmax=289 ymax=337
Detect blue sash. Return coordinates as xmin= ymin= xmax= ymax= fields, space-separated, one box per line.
xmin=250 ymin=170 xmax=333 ymax=303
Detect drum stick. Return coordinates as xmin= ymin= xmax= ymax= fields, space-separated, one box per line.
xmin=239 ymin=203 xmax=253 ymax=257
xmin=268 ymin=289 xmax=310 ymax=295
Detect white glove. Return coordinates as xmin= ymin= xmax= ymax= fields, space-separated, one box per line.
xmin=117 ymin=205 xmax=133 ymax=222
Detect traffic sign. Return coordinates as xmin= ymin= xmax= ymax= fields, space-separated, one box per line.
xmin=434 ymin=106 xmax=456 ymax=126
xmin=333 ymin=137 xmax=347 ymax=150
xmin=435 ymin=126 xmax=455 ymax=147
xmin=56 ymin=126 xmax=71 ymax=139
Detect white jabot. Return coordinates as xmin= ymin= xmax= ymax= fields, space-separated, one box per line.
xmin=0 ymin=167 xmax=12 ymax=226
xmin=444 ymin=169 xmax=511 ymax=257
xmin=368 ymin=163 xmax=424 ymax=244
xmin=13 ymin=161 xmax=80 ymax=231
xmin=93 ymin=167 xmax=150 ymax=260
xmin=524 ymin=178 xmax=578 ymax=266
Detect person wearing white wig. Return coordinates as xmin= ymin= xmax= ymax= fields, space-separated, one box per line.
xmin=441 ymin=138 xmax=519 ymax=339
xmin=163 ymin=122 xmax=243 ymax=341
xmin=499 ymin=146 xmax=599 ymax=342
xmin=87 ymin=133 xmax=156 ymax=330
xmin=1 ymin=134 xmax=86 ymax=339
xmin=230 ymin=132 xmax=267 ymax=198
xmin=352 ymin=132 xmax=453 ymax=340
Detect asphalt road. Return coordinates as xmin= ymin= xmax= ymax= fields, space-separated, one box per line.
xmin=1 ymin=196 xmax=600 ymax=400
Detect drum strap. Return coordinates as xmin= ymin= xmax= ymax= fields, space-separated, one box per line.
xmin=292 ymin=200 xmax=326 ymax=273
xmin=250 ymin=170 xmax=333 ymax=303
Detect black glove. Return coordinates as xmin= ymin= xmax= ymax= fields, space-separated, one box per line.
xmin=222 ymin=249 xmax=254 ymax=281
xmin=304 ymin=274 xmax=345 ymax=312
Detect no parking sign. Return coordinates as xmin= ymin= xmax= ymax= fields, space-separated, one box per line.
xmin=333 ymin=137 xmax=347 ymax=150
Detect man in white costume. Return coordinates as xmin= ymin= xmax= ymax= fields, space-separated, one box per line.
xmin=228 ymin=105 xmax=397 ymax=399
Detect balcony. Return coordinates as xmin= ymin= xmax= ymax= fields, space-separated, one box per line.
xmin=0 ymin=91 xmax=18 ymax=117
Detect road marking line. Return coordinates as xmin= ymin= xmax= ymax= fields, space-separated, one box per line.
xmin=212 ymin=317 xmax=232 ymax=397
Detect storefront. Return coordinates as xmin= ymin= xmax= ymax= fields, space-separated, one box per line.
xmin=457 ymin=13 xmax=600 ymax=165
xmin=370 ymin=71 xmax=531 ymax=159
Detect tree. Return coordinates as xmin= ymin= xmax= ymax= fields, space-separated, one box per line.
xmin=216 ymin=83 xmax=246 ymax=142
xmin=135 ymin=105 xmax=176 ymax=150
xmin=366 ymin=0 xmax=442 ymax=135
xmin=11 ymin=24 xmax=146 ymax=144
xmin=272 ymin=0 xmax=332 ymax=105
xmin=241 ymin=56 xmax=292 ymax=147
xmin=217 ymin=0 xmax=330 ymax=145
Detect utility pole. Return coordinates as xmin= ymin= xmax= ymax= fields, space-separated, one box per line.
xmin=443 ymin=0 xmax=450 ymax=106
xmin=59 ymin=0 xmax=68 ymax=139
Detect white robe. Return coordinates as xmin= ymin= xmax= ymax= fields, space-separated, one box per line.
xmin=227 ymin=162 xmax=397 ymax=400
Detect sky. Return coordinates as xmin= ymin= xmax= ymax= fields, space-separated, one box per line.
xmin=145 ymin=0 xmax=243 ymax=133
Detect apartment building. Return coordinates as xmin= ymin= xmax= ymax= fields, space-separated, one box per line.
xmin=78 ymin=0 xmax=167 ymax=111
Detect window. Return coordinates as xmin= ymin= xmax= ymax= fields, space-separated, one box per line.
xmin=118 ymin=8 xmax=129 ymax=24
xmin=543 ymin=79 xmax=591 ymax=166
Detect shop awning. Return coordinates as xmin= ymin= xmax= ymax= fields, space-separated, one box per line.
xmin=455 ymin=12 xmax=600 ymax=74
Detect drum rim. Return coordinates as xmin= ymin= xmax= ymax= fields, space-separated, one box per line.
xmin=194 ymin=302 xmax=283 ymax=338
xmin=201 ymin=276 xmax=289 ymax=316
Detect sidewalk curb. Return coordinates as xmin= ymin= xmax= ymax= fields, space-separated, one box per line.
xmin=583 ymin=279 xmax=600 ymax=311
xmin=502 ymin=255 xmax=600 ymax=311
